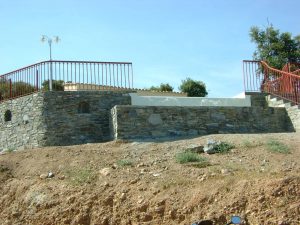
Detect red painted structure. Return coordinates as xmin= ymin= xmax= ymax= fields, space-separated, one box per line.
xmin=0 ymin=60 xmax=133 ymax=102
xmin=243 ymin=60 xmax=300 ymax=105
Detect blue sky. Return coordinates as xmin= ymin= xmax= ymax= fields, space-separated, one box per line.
xmin=0 ymin=0 xmax=299 ymax=97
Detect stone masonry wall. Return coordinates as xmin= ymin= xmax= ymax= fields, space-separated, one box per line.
xmin=0 ymin=93 xmax=46 ymax=151
xmin=42 ymin=91 xmax=131 ymax=146
xmin=110 ymin=105 xmax=293 ymax=140
xmin=0 ymin=91 xmax=297 ymax=151
xmin=0 ymin=91 xmax=131 ymax=151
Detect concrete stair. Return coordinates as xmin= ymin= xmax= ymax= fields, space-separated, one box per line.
xmin=266 ymin=95 xmax=300 ymax=131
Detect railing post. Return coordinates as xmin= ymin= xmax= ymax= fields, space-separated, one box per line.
xmin=9 ymin=79 xmax=12 ymax=98
xmin=36 ymin=70 xmax=39 ymax=91
xmin=49 ymin=60 xmax=53 ymax=91
xmin=294 ymin=80 xmax=298 ymax=104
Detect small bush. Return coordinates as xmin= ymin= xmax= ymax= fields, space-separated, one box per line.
xmin=189 ymin=161 xmax=211 ymax=168
xmin=0 ymin=80 xmax=35 ymax=99
xmin=117 ymin=159 xmax=133 ymax=167
xmin=242 ymin=140 xmax=262 ymax=148
xmin=42 ymin=80 xmax=64 ymax=91
xmin=175 ymin=152 xmax=207 ymax=164
xmin=266 ymin=139 xmax=290 ymax=154
xmin=0 ymin=165 xmax=9 ymax=173
xmin=66 ymin=167 xmax=95 ymax=186
xmin=214 ymin=142 xmax=235 ymax=153
xmin=179 ymin=77 xmax=208 ymax=97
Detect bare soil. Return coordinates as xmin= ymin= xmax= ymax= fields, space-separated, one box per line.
xmin=0 ymin=133 xmax=299 ymax=225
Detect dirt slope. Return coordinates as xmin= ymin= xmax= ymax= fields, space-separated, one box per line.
xmin=0 ymin=133 xmax=299 ymax=225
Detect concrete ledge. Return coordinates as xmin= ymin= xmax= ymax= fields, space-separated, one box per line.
xmin=129 ymin=93 xmax=251 ymax=107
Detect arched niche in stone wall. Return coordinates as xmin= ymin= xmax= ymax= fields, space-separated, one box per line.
xmin=78 ymin=101 xmax=90 ymax=114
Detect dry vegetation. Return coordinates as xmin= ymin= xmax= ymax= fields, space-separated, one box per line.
xmin=0 ymin=133 xmax=299 ymax=225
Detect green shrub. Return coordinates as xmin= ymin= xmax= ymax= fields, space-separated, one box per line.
xmin=12 ymin=82 xmax=35 ymax=96
xmin=175 ymin=152 xmax=207 ymax=164
xmin=189 ymin=161 xmax=211 ymax=168
xmin=266 ymin=139 xmax=290 ymax=154
xmin=179 ymin=78 xmax=208 ymax=97
xmin=149 ymin=83 xmax=174 ymax=92
xmin=214 ymin=142 xmax=235 ymax=153
xmin=242 ymin=140 xmax=262 ymax=148
xmin=66 ymin=167 xmax=95 ymax=186
xmin=0 ymin=80 xmax=35 ymax=99
xmin=42 ymin=80 xmax=64 ymax=91
xmin=117 ymin=159 xmax=133 ymax=167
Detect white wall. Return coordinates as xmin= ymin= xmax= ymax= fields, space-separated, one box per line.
xmin=129 ymin=93 xmax=251 ymax=107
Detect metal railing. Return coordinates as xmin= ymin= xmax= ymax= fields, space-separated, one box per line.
xmin=243 ymin=60 xmax=300 ymax=105
xmin=0 ymin=60 xmax=133 ymax=102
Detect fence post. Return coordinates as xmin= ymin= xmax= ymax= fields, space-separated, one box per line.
xmin=9 ymin=79 xmax=12 ymax=98
xmin=49 ymin=60 xmax=53 ymax=91
xmin=36 ymin=70 xmax=39 ymax=91
xmin=294 ymin=80 xmax=298 ymax=104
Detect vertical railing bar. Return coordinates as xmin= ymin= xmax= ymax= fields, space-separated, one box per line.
xmin=116 ymin=64 xmax=119 ymax=88
xmin=251 ymin=62 xmax=255 ymax=91
xmin=248 ymin=62 xmax=252 ymax=91
xmin=105 ymin=63 xmax=108 ymax=88
xmin=9 ymin=79 xmax=12 ymax=98
xmin=131 ymin=63 xmax=133 ymax=89
xmin=109 ymin=64 xmax=112 ymax=89
xmin=97 ymin=64 xmax=100 ymax=90
xmin=82 ymin=63 xmax=85 ymax=89
xmin=113 ymin=64 xmax=115 ymax=89
xmin=242 ymin=61 xmax=245 ymax=92
xmin=93 ymin=63 xmax=97 ymax=90
xmin=124 ymin=64 xmax=126 ymax=89
xmin=127 ymin=64 xmax=130 ymax=89
xmin=120 ymin=63 xmax=123 ymax=88
xmin=101 ymin=64 xmax=104 ymax=90
xmin=89 ymin=63 xmax=92 ymax=89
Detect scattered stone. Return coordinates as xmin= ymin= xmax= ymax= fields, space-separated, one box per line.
xmin=221 ymin=168 xmax=231 ymax=175
xmin=47 ymin=172 xmax=55 ymax=178
xmin=58 ymin=175 xmax=65 ymax=180
xmin=153 ymin=173 xmax=161 ymax=177
xmin=185 ymin=144 xmax=204 ymax=153
xmin=140 ymin=168 xmax=147 ymax=174
xmin=39 ymin=174 xmax=48 ymax=179
xmin=111 ymin=164 xmax=118 ymax=169
xmin=130 ymin=178 xmax=139 ymax=184
xmin=137 ymin=163 xmax=145 ymax=168
xmin=100 ymin=168 xmax=111 ymax=176
xmin=120 ymin=192 xmax=126 ymax=201
xmin=102 ymin=182 xmax=110 ymax=187
xmin=204 ymin=139 xmax=221 ymax=154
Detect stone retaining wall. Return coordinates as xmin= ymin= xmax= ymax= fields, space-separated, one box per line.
xmin=0 ymin=91 xmax=297 ymax=151
xmin=42 ymin=91 xmax=131 ymax=146
xmin=0 ymin=93 xmax=45 ymax=150
xmin=0 ymin=91 xmax=131 ymax=151
xmin=110 ymin=105 xmax=294 ymax=140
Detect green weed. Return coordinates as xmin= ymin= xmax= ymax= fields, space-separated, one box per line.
xmin=175 ymin=152 xmax=207 ymax=164
xmin=266 ymin=139 xmax=290 ymax=154
xmin=242 ymin=140 xmax=262 ymax=148
xmin=117 ymin=159 xmax=133 ymax=167
xmin=66 ymin=167 xmax=95 ymax=186
xmin=214 ymin=141 xmax=235 ymax=153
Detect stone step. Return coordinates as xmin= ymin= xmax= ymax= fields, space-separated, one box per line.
xmin=291 ymin=105 xmax=300 ymax=110
xmin=267 ymin=94 xmax=299 ymax=109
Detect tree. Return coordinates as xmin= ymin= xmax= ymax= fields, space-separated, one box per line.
xmin=250 ymin=24 xmax=300 ymax=69
xmin=179 ymin=78 xmax=208 ymax=97
xmin=149 ymin=83 xmax=174 ymax=92
xmin=42 ymin=80 xmax=64 ymax=91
